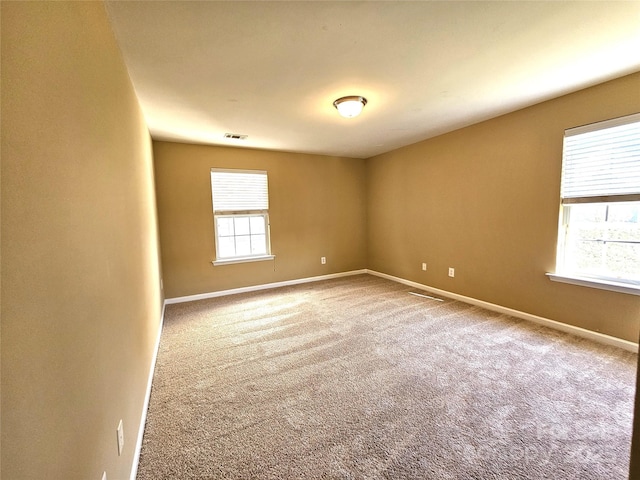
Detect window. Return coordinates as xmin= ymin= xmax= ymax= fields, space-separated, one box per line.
xmin=552 ymin=113 xmax=640 ymax=292
xmin=210 ymin=169 xmax=274 ymax=265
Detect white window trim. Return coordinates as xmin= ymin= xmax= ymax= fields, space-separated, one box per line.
xmin=213 ymin=211 xmax=271 ymax=261
xmin=549 ymin=113 xmax=640 ymax=290
xmin=547 ymin=273 xmax=640 ymax=296
xmin=211 ymin=169 xmax=273 ymax=265
xmin=212 ymin=254 xmax=275 ymax=267
xmin=564 ymin=112 xmax=640 ymax=137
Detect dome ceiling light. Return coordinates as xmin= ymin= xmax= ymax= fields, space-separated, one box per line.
xmin=333 ymin=96 xmax=367 ymax=118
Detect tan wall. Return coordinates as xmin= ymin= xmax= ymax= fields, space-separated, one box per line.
xmin=0 ymin=2 xmax=637 ymax=478
xmin=367 ymin=72 xmax=640 ymax=342
xmin=154 ymin=141 xmax=367 ymax=298
xmin=1 ymin=2 xmax=163 ymax=479
xmin=155 ymin=76 xmax=639 ymax=342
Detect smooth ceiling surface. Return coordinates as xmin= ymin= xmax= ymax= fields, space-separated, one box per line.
xmin=105 ymin=1 xmax=640 ymax=159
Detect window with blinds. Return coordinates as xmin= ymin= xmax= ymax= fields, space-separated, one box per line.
xmin=210 ymin=169 xmax=273 ymax=264
xmin=561 ymin=113 xmax=640 ymax=203
xmin=556 ymin=113 xmax=640 ymax=285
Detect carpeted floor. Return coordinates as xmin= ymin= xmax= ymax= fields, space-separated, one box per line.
xmin=137 ymin=274 xmax=637 ymax=479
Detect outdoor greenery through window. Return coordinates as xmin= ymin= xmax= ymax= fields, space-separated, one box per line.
xmin=561 ymin=202 xmax=639 ymax=282
xmin=556 ymin=113 xmax=640 ymax=285
xmin=210 ymin=169 xmax=272 ymax=264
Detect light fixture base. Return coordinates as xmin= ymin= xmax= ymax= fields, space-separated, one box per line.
xmin=333 ymin=95 xmax=367 ymax=118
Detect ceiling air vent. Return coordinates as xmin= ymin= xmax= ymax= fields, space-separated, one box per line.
xmin=224 ymin=133 xmax=248 ymax=140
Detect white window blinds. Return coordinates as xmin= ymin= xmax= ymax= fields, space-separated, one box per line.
xmin=561 ymin=113 xmax=640 ymax=203
xmin=211 ymin=169 xmax=269 ymax=212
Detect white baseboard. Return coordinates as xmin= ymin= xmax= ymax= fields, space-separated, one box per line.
xmin=367 ymin=269 xmax=638 ymax=353
xmin=130 ymin=301 xmax=166 ymax=480
xmin=165 ymin=269 xmax=368 ymax=305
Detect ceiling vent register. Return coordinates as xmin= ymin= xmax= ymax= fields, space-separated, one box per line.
xmin=224 ymin=133 xmax=248 ymax=140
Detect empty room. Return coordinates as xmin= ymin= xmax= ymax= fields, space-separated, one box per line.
xmin=2 ymin=1 xmax=640 ymax=479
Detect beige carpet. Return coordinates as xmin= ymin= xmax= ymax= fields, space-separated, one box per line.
xmin=137 ymin=274 xmax=637 ymax=479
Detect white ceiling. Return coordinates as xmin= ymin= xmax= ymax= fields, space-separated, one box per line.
xmin=105 ymin=1 xmax=640 ymax=159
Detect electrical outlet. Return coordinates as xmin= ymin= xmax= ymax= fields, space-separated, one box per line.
xmin=421 ymin=263 xmax=427 ymax=271
xmin=448 ymin=267 xmax=455 ymax=277
xmin=321 ymin=257 xmax=326 ymax=265
xmin=116 ymin=420 xmax=124 ymax=456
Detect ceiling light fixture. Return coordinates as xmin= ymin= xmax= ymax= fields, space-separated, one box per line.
xmin=333 ymin=96 xmax=367 ymax=118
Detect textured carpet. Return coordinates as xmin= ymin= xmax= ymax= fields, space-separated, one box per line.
xmin=137 ymin=274 xmax=637 ymax=479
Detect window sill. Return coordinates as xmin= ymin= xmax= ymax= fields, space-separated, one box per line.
xmin=212 ymin=255 xmax=275 ymax=266
xmin=546 ymin=273 xmax=640 ymax=296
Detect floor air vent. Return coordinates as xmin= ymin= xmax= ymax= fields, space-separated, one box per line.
xmin=409 ymin=291 xmax=444 ymax=302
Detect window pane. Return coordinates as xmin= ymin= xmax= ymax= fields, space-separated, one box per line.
xmin=234 ymin=216 xmax=250 ymax=235
xmin=235 ymin=235 xmax=251 ymax=256
xmin=571 ymin=204 xmax=606 ymax=223
xmin=608 ymin=203 xmax=639 ymax=223
xmin=606 ymin=243 xmax=640 ymax=280
xmin=607 ymin=204 xmax=640 ymax=242
xmin=251 ymin=234 xmax=266 ymax=254
xmin=563 ymin=202 xmax=640 ymax=281
xmin=570 ymin=239 xmax=604 ymax=274
xmin=213 ymin=213 xmax=270 ymax=261
xmin=217 ymin=217 xmax=234 ymax=237
xmin=565 ymin=204 xmax=606 ymax=274
xmin=250 ymin=215 xmax=266 ymax=234
xmin=218 ymin=236 xmax=236 ymax=258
